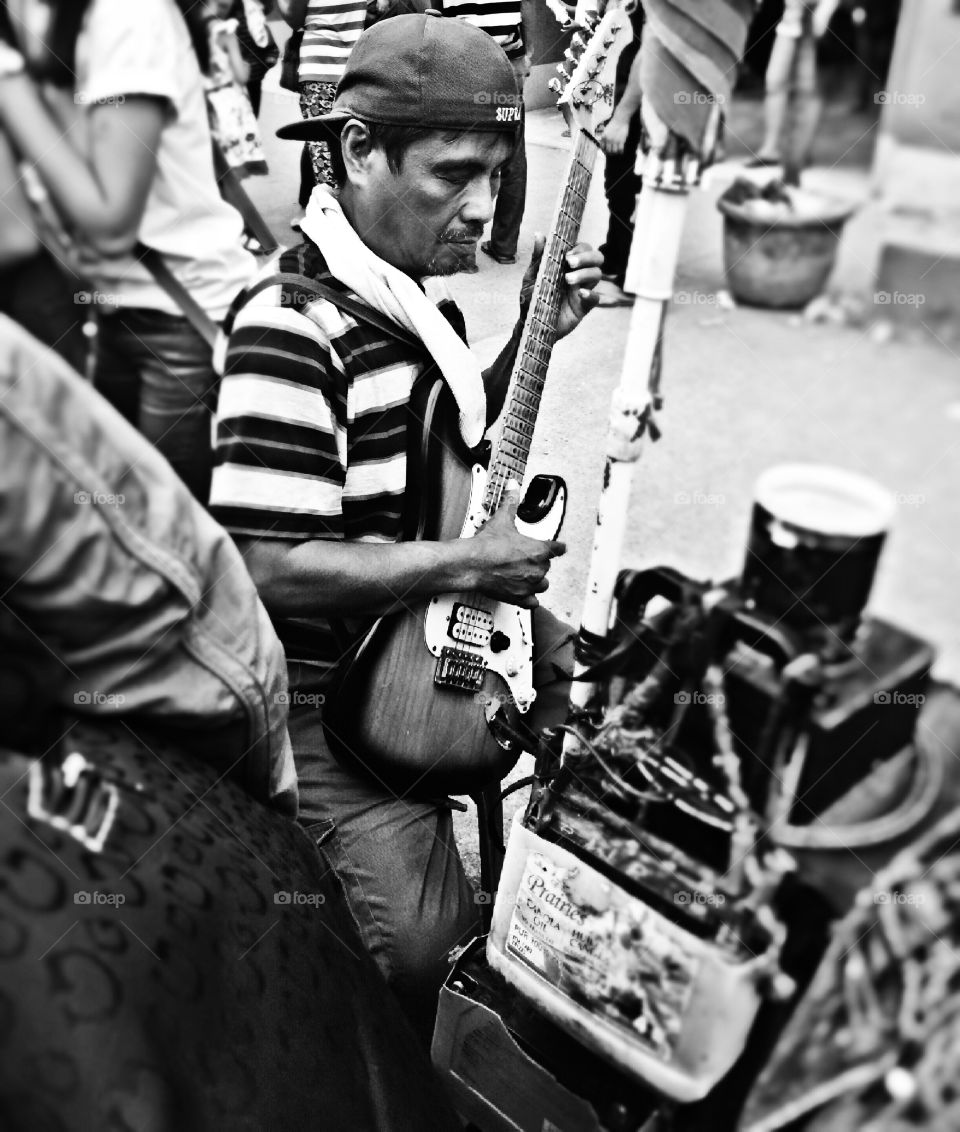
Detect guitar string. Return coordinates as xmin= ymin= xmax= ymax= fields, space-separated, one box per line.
xmin=449 ymin=138 xmax=598 ymax=670
xmin=442 ymin=28 xmax=624 ymax=677
xmin=484 ymin=139 xmax=598 ymax=516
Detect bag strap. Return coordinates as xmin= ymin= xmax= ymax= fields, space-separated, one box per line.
xmin=135 ymin=242 xmax=220 ymax=348
xmin=231 ymin=271 xmax=424 ymax=353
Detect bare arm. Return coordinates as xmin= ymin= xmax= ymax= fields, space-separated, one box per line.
xmin=0 ymin=75 xmax=165 ymax=256
xmin=277 ymin=0 xmax=309 ymax=28
xmin=236 ymin=487 xmax=565 ymax=619
xmin=221 ymin=22 xmax=252 ymax=85
xmin=0 ymin=128 xmax=39 ymax=266
xmin=600 ymin=48 xmax=643 ymax=156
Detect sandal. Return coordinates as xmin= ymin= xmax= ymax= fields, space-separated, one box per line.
xmin=480 ymin=241 xmax=518 ymax=266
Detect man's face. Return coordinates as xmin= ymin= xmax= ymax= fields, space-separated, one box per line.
xmin=348 ymin=128 xmax=514 ymax=278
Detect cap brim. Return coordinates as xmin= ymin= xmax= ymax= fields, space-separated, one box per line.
xmin=276 ymin=112 xmax=352 ymax=141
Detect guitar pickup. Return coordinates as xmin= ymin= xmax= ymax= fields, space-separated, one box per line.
xmin=435 ymin=647 xmax=486 ymax=693
xmin=448 ymin=603 xmax=494 ymax=647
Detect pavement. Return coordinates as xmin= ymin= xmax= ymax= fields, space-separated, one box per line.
xmin=248 ymin=55 xmax=960 ymax=869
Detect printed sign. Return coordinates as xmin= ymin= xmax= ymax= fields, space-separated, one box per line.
xmin=506 ymin=852 xmax=699 ymax=1060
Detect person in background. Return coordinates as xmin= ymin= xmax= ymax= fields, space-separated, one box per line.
xmin=749 ymin=0 xmax=841 ymax=181
xmin=0 ymin=0 xmax=255 ymax=505
xmin=0 ymin=126 xmax=87 ymax=372
xmin=596 ymin=0 xmax=645 ymax=308
xmin=280 ymin=0 xmax=368 ymax=228
xmin=438 ymin=0 xmax=530 ymax=271
xmin=203 ymin=0 xmax=269 ymax=179
xmin=232 ymin=0 xmax=279 ymax=117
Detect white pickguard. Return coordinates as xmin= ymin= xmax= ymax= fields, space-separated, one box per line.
xmin=424 ymin=466 xmax=566 ymax=712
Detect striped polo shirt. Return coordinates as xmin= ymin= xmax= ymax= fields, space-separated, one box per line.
xmin=439 ymin=0 xmax=524 ymax=59
xmin=298 ymin=0 xmax=368 ymax=85
xmin=210 ymin=240 xmax=468 ymax=676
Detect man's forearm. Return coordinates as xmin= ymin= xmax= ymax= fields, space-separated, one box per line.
xmin=238 ymin=536 xmax=480 ymax=619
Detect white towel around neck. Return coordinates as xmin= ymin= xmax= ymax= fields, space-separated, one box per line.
xmin=300 ymin=185 xmax=487 ymax=448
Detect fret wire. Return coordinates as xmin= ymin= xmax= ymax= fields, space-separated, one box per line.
xmin=489 ymin=138 xmax=598 ymax=507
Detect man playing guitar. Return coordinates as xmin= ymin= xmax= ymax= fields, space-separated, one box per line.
xmin=210 ymin=13 xmax=602 ymax=1043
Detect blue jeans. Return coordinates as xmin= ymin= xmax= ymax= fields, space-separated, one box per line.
xmin=287 ymin=607 xmax=574 ymax=1044
xmin=93 ymin=307 xmax=218 ymax=504
xmin=0 ymin=251 xmax=87 ymax=375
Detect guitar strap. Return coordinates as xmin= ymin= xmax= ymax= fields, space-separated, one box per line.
xmin=226 ymin=271 xmax=424 ymax=353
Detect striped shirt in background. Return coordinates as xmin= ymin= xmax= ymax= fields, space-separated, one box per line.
xmin=298 ymin=0 xmax=368 ymax=84
xmin=210 ymin=241 xmax=468 ymax=676
xmin=438 ymin=0 xmax=525 ymax=59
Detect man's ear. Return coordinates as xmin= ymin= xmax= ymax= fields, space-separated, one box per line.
xmin=339 ymin=120 xmax=377 ymax=187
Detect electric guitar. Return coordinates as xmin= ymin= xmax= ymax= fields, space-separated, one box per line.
xmin=324 ymin=5 xmax=635 ymax=795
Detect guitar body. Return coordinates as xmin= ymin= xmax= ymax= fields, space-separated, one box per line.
xmin=323 ymin=379 xmax=566 ymax=796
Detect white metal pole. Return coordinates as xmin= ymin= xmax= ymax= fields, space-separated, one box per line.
xmin=564 ymin=140 xmax=697 ymax=737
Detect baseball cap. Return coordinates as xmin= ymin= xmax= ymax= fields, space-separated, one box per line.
xmin=275 ymin=13 xmax=520 ymax=141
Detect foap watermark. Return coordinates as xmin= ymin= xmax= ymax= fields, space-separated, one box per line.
xmin=674 ymin=291 xmax=723 ymax=307
xmin=674 ymin=691 xmax=726 ymax=706
xmin=74 ymin=490 xmax=125 ymax=507
xmin=274 ymin=691 xmax=326 ymax=707
xmin=674 ymin=890 xmax=725 ymax=906
xmin=279 ymin=289 xmax=317 ymax=310
xmin=474 ymin=890 xmax=493 ymax=906
xmin=874 ymin=90 xmax=925 ymax=107
xmin=893 ymin=492 xmax=926 ymax=508
xmin=75 ymin=290 xmax=119 ymax=307
xmin=674 ymin=91 xmax=726 ymax=106
xmin=474 ymin=690 xmax=521 ymax=709
xmin=874 ymin=290 xmax=925 ymax=307
xmin=674 ymin=490 xmax=726 ymax=507
xmin=74 ymin=691 xmax=126 ymax=707
xmin=75 ymin=92 xmax=126 ymax=106
xmin=874 ymin=890 xmax=925 ymax=906
xmin=74 ymin=890 xmax=126 ymax=907
xmin=473 ymin=90 xmax=520 ymax=107
xmin=874 ymin=691 xmax=926 ymax=707
xmin=274 ymin=890 xmax=326 ymax=907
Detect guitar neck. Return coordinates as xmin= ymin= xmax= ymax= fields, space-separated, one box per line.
xmin=484 ymin=130 xmax=599 ymax=515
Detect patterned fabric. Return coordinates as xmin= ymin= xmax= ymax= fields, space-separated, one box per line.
xmin=0 ymin=723 xmax=462 ymax=1131
xmin=299 ymin=79 xmax=338 ymax=188
xmin=438 ymin=0 xmax=525 ymax=59
xmin=639 ymin=0 xmax=754 ymax=150
xmin=299 ymin=0 xmax=368 ymax=83
xmin=206 ymin=17 xmax=268 ymax=176
xmin=210 ymin=240 xmax=465 ymax=670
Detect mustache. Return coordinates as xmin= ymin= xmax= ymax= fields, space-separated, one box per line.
xmin=440 ymin=224 xmax=484 ymax=244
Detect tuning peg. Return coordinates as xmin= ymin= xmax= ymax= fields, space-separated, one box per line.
xmin=547 ymin=77 xmax=564 ymax=96
xmin=571 ymin=32 xmax=587 ymax=53
xmin=563 ymin=47 xmax=577 ymax=64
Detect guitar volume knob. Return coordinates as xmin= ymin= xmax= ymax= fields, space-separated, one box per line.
xmin=489 ymin=631 xmax=510 ymax=654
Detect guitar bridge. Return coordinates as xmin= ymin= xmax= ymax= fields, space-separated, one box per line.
xmin=435 ymin=647 xmax=486 ymax=694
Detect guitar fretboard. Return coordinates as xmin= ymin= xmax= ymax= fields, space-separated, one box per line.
xmin=483 ymin=130 xmax=599 ymax=515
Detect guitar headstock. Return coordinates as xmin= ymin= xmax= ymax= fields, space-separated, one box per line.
xmin=550 ymin=0 xmax=633 ymax=139
xmin=548 ymin=1 xmax=635 ymax=140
